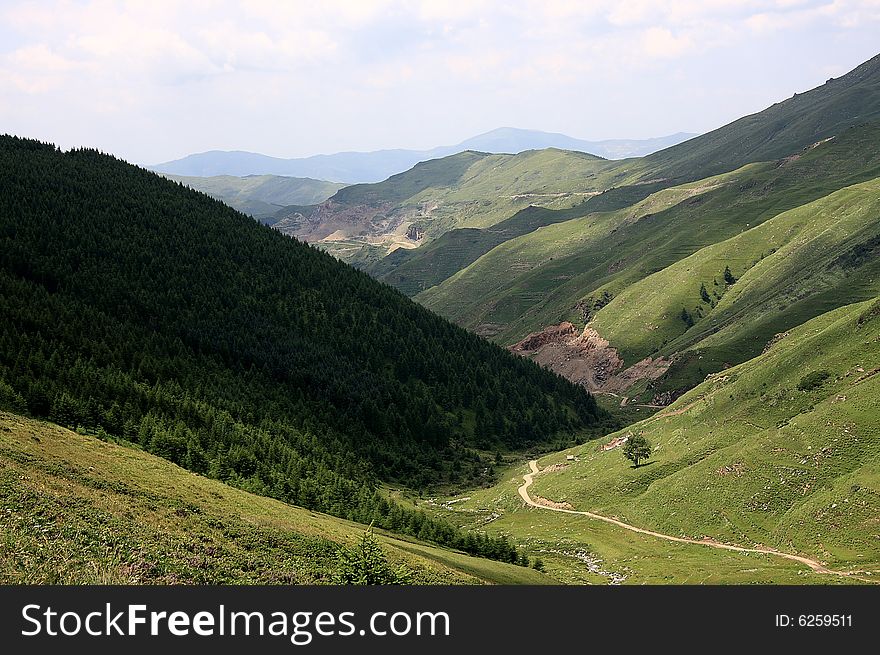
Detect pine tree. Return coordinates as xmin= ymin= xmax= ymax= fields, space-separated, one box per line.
xmin=332 ymin=527 xmax=411 ymax=585
xmin=680 ymin=308 xmax=694 ymax=328
xmin=700 ymin=283 xmax=711 ymax=303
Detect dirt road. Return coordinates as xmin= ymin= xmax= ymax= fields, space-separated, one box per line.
xmin=518 ymin=459 xmax=874 ymax=582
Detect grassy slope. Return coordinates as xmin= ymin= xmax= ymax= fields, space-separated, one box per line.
xmin=417 ymin=122 xmax=880 ymax=348
xmin=640 ymin=53 xmax=880 ymax=182
xmin=369 ymin=54 xmax=880 ymax=294
xmin=529 ymin=299 xmax=880 ymax=574
xmin=165 ymin=174 xmax=346 ymax=218
xmin=592 ymin=176 xmax=880 ymax=370
xmin=369 ymin=202 xmax=598 ymax=296
xmin=428 ymin=300 xmax=880 ymax=583
xmin=443 ymin=471 xmax=853 ymax=585
xmin=0 ymin=412 xmax=551 ymax=585
xmin=314 ymin=149 xmax=638 ymax=262
xmin=416 ymin=167 xmax=748 ymax=331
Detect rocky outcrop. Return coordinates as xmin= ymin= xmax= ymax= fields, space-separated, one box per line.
xmin=510 ymin=322 xmax=671 ymax=393
xmin=273 ymin=199 xmax=399 ymax=242
xmin=405 ymin=224 xmax=425 ymax=241
xmin=650 ymin=390 xmax=680 ymax=406
xmin=513 ymin=321 xmax=579 ymax=351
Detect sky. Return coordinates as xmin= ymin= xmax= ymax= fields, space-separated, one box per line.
xmin=1 ymin=0 xmax=879 ymax=165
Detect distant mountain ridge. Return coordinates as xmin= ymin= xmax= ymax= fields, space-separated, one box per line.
xmin=162 ymin=173 xmax=345 ymax=218
xmin=150 ymin=128 xmax=697 ymax=183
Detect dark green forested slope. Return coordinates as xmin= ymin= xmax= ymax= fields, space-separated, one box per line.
xmin=0 ymin=135 xmax=608 ymax=560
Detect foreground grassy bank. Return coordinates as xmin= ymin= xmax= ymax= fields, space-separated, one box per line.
xmin=0 ymin=412 xmax=551 ymax=585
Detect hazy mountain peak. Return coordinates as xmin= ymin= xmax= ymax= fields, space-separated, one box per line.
xmin=150 ymin=129 xmax=697 ymax=183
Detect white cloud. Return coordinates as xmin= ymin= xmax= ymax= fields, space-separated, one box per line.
xmin=0 ymin=0 xmax=877 ymax=161
xmin=7 ymin=43 xmax=75 ymax=72
xmin=641 ymin=27 xmax=694 ymax=58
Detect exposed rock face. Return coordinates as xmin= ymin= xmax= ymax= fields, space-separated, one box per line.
xmin=513 ymin=321 xmax=579 ymax=351
xmin=650 ymin=390 xmax=680 ymax=406
xmin=274 ymin=200 xmax=398 ymax=242
xmin=405 ymin=224 xmax=425 ymax=241
xmin=510 ymin=322 xmax=671 ymax=393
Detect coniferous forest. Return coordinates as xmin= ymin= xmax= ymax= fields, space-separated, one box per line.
xmin=0 ymin=135 xmax=610 ymax=562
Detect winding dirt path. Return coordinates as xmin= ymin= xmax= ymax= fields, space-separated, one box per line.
xmin=518 ymin=460 xmax=874 ymax=582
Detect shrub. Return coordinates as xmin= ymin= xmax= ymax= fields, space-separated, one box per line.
xmin=797 ymin=370 xmax=831 ymax=391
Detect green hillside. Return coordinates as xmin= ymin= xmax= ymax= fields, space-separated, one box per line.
xmin=641 ymin=53 xmax=880 ymax=182
xmin=529 ymin=298 xmax=880 ymax=572
xmin=331 ymin=148 xmax=623 ymax=234
xmin=369 ymin=178 xmax=686 ymax=300
xmin=346 ymin=55 xmax=880 ymax=298
xmin=435 ymin=299 xmax=880 ymax=583
xmin=164 ymin=173 xmax=346 ymax=218
xmin=0 ymin=412 xmax=550 ymax=585
xmin=418 ymin=121 xmax=880 ymax=349
xmin=282 ymin=148 xmax=635 ymax=265
xmin=331 ymin=150 xmax=490 ymax=207
xmin=0 ymin=135 xmax=610 ymax=563
xmin=368 ymin=202 xmax=594 ymax=297
xmin=593 ymin=176 xmax=880 ymax=392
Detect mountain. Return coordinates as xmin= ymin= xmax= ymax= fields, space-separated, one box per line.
xmin=303 ymin=52 xmax=880 ymax=406
xmin=269 ymin=148 xmax=632 ymax=269
xmin=452 ymin=128 xmax=696 ymax=160
xmin=310 ymin=53 xmax=880 ymax=294
xmin=418 ymin=121 xmax=880 ymax=351
xmin=150 ymin=128 xmax=697 ymax=183
xmin=0 ymin=134 xmax=610 ymax=566
xmin=162 ymin=174 xmax=346 ymax=219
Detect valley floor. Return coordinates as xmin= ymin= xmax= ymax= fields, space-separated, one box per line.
xmin=518 ymin=459 xmax=873 ymax=583
xmin=432 ymin=299 xmax=880 ymax=585
xmin=432 ymin=459 xmax=871 ymax=585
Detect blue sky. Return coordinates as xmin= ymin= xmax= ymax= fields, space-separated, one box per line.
xmin=1 ymin=0 xmax=878 ymax=164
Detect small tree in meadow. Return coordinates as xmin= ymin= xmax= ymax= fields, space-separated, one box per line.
xmin=622 ymin=434 xmax=652 ymax=468
xmin=700 ymin=283 xmax=711 ymax=303
xmin=723 ymin=266 xmax=736 ymax=285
